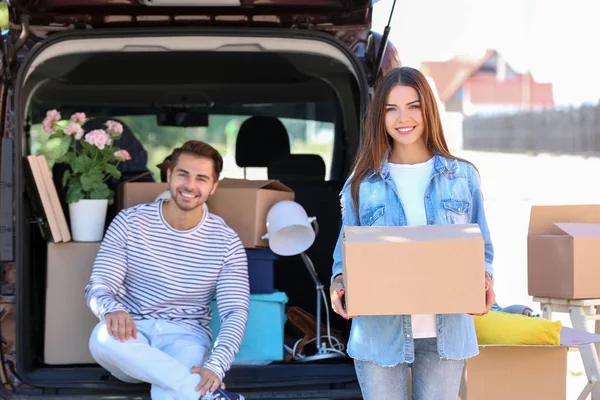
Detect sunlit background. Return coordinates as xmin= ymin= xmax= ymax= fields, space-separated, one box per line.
xmin=373 ymin=1 xmax=600 ymax=396
xmin=374 ymin=0 xmax=600 ymax=107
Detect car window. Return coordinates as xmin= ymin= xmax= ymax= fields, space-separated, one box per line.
xmin=30 ymin=114 xmax=335 ymax=182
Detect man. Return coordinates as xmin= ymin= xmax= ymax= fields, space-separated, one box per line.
xmin=86 ymin=140 xmax=249 ymax=400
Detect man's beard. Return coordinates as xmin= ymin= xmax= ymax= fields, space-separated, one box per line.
xmin=171 ymin=189 xmax=205 ymax=212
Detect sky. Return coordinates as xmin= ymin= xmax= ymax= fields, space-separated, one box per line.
xmin=372 ymin=0 xmax=600 ymax=107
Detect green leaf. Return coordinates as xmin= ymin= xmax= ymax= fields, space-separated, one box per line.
xmin=56 ymin=120 xmax=69 ymax=130
xmin=89 ymin=183 xmax=110 ymax=200
xmin=47 ymin=129 xmax=67 ymax=140
xmin=79 ymin=140 xmax=90 ymax=152
xmin=71 ymin=155 xmax=92 ymax=174
xmin=66 ymin=182 xmax=84 ymax=204
xmin=56 ymin=151 xmax=76 ymax=164
xmin=80 ymin=170 xmax=103 ymax=191
xmin=62 ymin=170 xmax=71 ymax=188
xmin=105 ymin=164 xmax=120 ymax=179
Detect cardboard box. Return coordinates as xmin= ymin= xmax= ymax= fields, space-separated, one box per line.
xmin=408 ymin=347 xmax=567 ymax=400
xmin=342 ymin=224 xmax=485 ymax=316
xmin=528 ymin=204 xmax=600 ymax=299
xmin=45 ymin=242 xmax=101 ymax=364
xmin=406 ymin=327 xmax=600 ymax=400
xmin=460 ymin=346 xmax=566 ymax=400
xmin=206 ymin=179 xmax=294 ymax=248
xmin=457 ymin=326 xmax=600 ymax=400
xmin=117 ymin=182 xmax=168 ymax=211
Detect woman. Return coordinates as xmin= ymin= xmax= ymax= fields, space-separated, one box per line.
xmin=329 ymin=66 xmax=495 ymax=400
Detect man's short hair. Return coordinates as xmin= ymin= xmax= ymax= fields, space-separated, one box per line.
xmin=169 ymin=140 xmax=223 ymax=180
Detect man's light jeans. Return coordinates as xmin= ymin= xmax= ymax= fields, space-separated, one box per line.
xmin=89 ymin=319 xmax=212 ymax=400
xmin=354 ymin=338 xmax=465 ymax=400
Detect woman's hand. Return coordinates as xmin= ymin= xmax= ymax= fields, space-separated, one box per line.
xmin=330 ymin=275 xmax=349 ymax=320
xmin=484 ymin=273 xmax=495 ymax=314
xmin=472 ymin=273 xmax=495 ymax=316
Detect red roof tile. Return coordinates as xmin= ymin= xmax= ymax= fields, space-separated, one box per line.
xmin=420 ymin=50 xmax=495 ymax=103
xmin=464 ymin=75 xmax=554 ymax=106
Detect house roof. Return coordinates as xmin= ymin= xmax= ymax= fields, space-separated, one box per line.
xmin=419 ymin=50 xmax=496 ymax=103
xmin=465 ymin=75 xmax=554 ymax=106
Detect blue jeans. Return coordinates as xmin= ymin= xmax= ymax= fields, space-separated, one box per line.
xmin=354 ymin=338 xmax=464 ymax=400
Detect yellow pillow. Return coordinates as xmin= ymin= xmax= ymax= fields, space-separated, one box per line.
xmin=473 ymin=311 xmax=562 ymax=346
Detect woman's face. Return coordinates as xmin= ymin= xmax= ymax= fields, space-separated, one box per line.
xmin=384 ymin=85 xmax=425 ymax=147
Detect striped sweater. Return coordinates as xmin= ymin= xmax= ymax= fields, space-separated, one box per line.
xmin=84 ymin=201 xmax=250 ymax=379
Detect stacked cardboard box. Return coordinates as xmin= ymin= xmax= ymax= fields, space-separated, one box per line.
xmin=44 ymin=242 xmax=100 ymax=364
xmin=528 ymin=204 xmax=600 ymax=299
xmin=206 ymin=178 xmax=294 ymax=248
xmin=116 ymin=182 xmax=169 ymax=211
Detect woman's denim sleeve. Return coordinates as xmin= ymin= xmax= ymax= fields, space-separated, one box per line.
xmin=331 ymin=180 xmax=360 ymax=284
xmin=469 ymin=167 xmax=495 ymax=281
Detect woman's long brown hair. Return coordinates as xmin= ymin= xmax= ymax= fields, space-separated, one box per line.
xmin=349 ymin=66 xmax=474 ymax=214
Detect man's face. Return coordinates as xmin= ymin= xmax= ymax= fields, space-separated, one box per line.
xmin=167 ymin=153 xmax=218 ymax=212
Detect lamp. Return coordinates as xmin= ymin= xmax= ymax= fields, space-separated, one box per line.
xmin=262 ymin=200 xmax=345 ymax=362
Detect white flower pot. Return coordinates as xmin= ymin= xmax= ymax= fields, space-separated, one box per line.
xmin=69 ymin=199 xmax=108 ymax=242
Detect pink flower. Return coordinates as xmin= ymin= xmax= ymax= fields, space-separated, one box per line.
xmin=105 ymin=120 xmax=123 ymax=136
xmin=65 ymin=123 xmax=84 ymax=140
xmin=42 ymin=109 xmax=61 ymax=133
xmin=70 ymin=112 xmax=86 ymax=124
xmin=84 ymin=129 xmax=112 ymax=150
xmin=114 ymin=149 xmax=131 ymax=161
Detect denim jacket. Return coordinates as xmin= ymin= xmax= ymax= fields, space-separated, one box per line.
xmin=331 ymin=154 xmax=494 ymax=365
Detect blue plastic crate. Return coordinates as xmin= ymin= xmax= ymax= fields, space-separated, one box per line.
xmin=209 ymin=292 xmax=288 ymax=363
xmin=246 ymin=248 xmax=278 ymax=294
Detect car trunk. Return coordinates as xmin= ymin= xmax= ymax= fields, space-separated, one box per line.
xmin=11 ymin=0 xmax=377 ymax=35
xmin=12 ymin=0 xmax=379 ymax=18
xmin=10 ymin=0 xmax=392 ymax=86
xmin=11 ymin=27 xmax=367 ymax=398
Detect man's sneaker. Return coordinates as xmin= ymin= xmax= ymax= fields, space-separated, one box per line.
xmin=201 ymin=388 xmax=245 ymax=400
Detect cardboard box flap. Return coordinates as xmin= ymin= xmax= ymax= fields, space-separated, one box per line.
xmin=560 ymin=326 xmax=600 ymax=347
xmin=528 ymin=205 xmax=600 ymax=235
xmin=218 ymin=178 xmax=292 ymax=192
xmin=553 ymin=222 xmax=600 ymax=238
xmin=344 ymin=224 xmax=482 ymax=244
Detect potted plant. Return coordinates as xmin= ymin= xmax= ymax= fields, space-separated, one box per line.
xmin=43 ymin=110 xmax=132 ymax=242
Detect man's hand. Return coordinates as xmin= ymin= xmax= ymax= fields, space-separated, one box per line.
xmin=330 ymin=275 xmax=348 ymax=320
xmin=105 ymin=310 xmax=137 ymax=342
xmin=191 ymin=366 xmax=225 ymax=396
xmin=472 ymin=273 xmax=495 ymax=316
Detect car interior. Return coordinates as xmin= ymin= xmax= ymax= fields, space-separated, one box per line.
xmin=13 ymin=34 xmax=367 ymax=396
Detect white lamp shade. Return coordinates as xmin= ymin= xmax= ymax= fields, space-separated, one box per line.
xmin=263 ymin=200 xmax=315 ymax=256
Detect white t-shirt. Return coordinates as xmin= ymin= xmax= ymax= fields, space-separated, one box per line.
xmin=386 ymin=157 xmax=437 ymax=338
